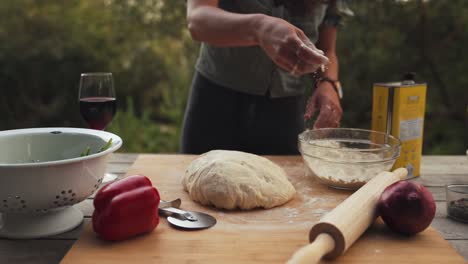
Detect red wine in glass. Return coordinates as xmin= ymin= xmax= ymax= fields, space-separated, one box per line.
xmin=79 ymin=97 xmax=116 ymax=130
xmin=78 ymin=73 xmax=116 ymax=130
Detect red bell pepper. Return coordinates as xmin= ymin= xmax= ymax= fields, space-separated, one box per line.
xmin=92 ymin=175 xmax=160 ymax=241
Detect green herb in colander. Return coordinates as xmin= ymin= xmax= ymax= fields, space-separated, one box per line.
xmin=80 ymin=138 xmax=113 ymax=157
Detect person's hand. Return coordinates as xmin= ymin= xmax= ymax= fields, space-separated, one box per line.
xmin=255 ymin=16 xmax=329 ymax=76
xmin=304 ymin=81 xmax=342 ymax=129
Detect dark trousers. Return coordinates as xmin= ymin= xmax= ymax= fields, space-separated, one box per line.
xmin=180 ymin=72 xmax=305 ymax=155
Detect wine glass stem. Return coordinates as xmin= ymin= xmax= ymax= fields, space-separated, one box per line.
xmin=102 ymin=173 xmax=118 ymax=183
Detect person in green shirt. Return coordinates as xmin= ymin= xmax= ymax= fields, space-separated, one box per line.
xmin=181 ymin=0 xmax=353 ymax=155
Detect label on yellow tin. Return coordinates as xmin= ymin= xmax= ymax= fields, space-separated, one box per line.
xmin=399 ymin=119 xmax=423 ymax=141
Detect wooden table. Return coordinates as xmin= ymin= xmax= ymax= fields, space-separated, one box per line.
xmin=1 ymin=154 xmax=467 ymax=263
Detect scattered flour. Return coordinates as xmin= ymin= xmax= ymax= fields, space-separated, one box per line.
xmin=311 ymin=208 xmax=329 ymax=216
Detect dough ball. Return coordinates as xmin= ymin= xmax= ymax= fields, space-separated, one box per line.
xmin=182 ymin=150 xmax=296 ymax=210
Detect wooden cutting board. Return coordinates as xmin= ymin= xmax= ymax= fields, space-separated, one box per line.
xmin=61 ymin=154 xmax=465 ymax=264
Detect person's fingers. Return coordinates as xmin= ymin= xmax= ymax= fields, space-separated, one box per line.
xmin=270 ymin=31 xmax=329 ymax=75
xmin=296 ymin=29 xmax=314 ymax=48
xmin=275 ymin=50 xmax=323 ymax=75
xmin=304 ymin=96 xmax=317 ymax=121
xmin=313 ymin=109 xmax=332 ymax=129
xmin=300 ymin=61 xmax=325 ymax=74
xmin=273 ymin=57 xmax=295 ymax=73
xmin=281 ymin=34 xmax=328 ymax=66
xmin=295 ymin=30 xmax=329 ymax=65
xmin=328 ymin=106 xmax=342 ymax=127
xmin=302 ymin=39 xmax=324 ymax=56
xmin=292 ymin=59 xmax=314 ymax=76
xmin=275 ymin=43 xmax=299 ymax=71
xmin=297 ymin=30 xmax=324 ymax=55
xmin=318 ymin=111 xmax=340 ymax=128
xmin=275 ymin=46 xmax=316 ymax=75
xmin=313 ymin=103 xmax=342 ymax=129
xmin=315 ymin=48 xmax=325 ymax=56
xmin=296 ymin=44 xmax=329 ymax=66
xmin=290 ymin=60 xmax=302 ymax=76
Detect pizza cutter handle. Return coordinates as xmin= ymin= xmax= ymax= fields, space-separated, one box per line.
xmin=159 ymin=198 xmax=182 ymax=209
xmin=159 ymin=207 xmax=198 ymax=221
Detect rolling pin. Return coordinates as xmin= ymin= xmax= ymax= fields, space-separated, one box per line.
xmin=287 ymin=168 xmax=408 ymax=264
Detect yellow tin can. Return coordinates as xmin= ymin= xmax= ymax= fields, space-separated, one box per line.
xmin=371 ymin=79 xmax=427 ymax=178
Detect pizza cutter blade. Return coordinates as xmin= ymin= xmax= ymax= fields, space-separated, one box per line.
xmin=158 ymin=206 xmax=216 ymax=230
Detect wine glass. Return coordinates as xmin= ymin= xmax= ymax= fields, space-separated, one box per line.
xmin=78 ymin=72 xmax=118 ymax=183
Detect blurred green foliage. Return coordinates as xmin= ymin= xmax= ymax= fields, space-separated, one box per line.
xmin=338 ymin=0 xmax=468 ymax=154
xmin=0 ymin=0 xmax=466 ymax=154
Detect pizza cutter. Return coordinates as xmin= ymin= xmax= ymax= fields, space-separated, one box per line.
xmin=159 ymin=199 xmax=217 ymax=230
xmin=159 ymin=198 xmax=182 ymax=209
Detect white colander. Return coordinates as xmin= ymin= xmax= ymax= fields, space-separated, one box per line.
xmin=0 ymin=127 xmax=122 ymax=239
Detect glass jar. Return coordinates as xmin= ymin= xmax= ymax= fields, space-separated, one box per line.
xmin=446 ymin=184 xmax=468 ymax=223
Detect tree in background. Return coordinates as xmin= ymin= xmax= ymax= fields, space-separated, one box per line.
xmin=0 ymin=0 xmax=466 ymax=154
xmin=0 ymin=0 xmax=197 ymax=152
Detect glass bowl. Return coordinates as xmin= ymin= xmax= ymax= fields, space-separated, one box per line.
xmin=298 ymin=128 xmax=401 ymax=190
xmin=446 ymin=184 xmax=468 ymax=223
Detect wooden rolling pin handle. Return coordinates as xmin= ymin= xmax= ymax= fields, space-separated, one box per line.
xmin=309 ymin=223 xmax=345 ymax=259
xmin=287 ymin=233 xmax=335 ymax=264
